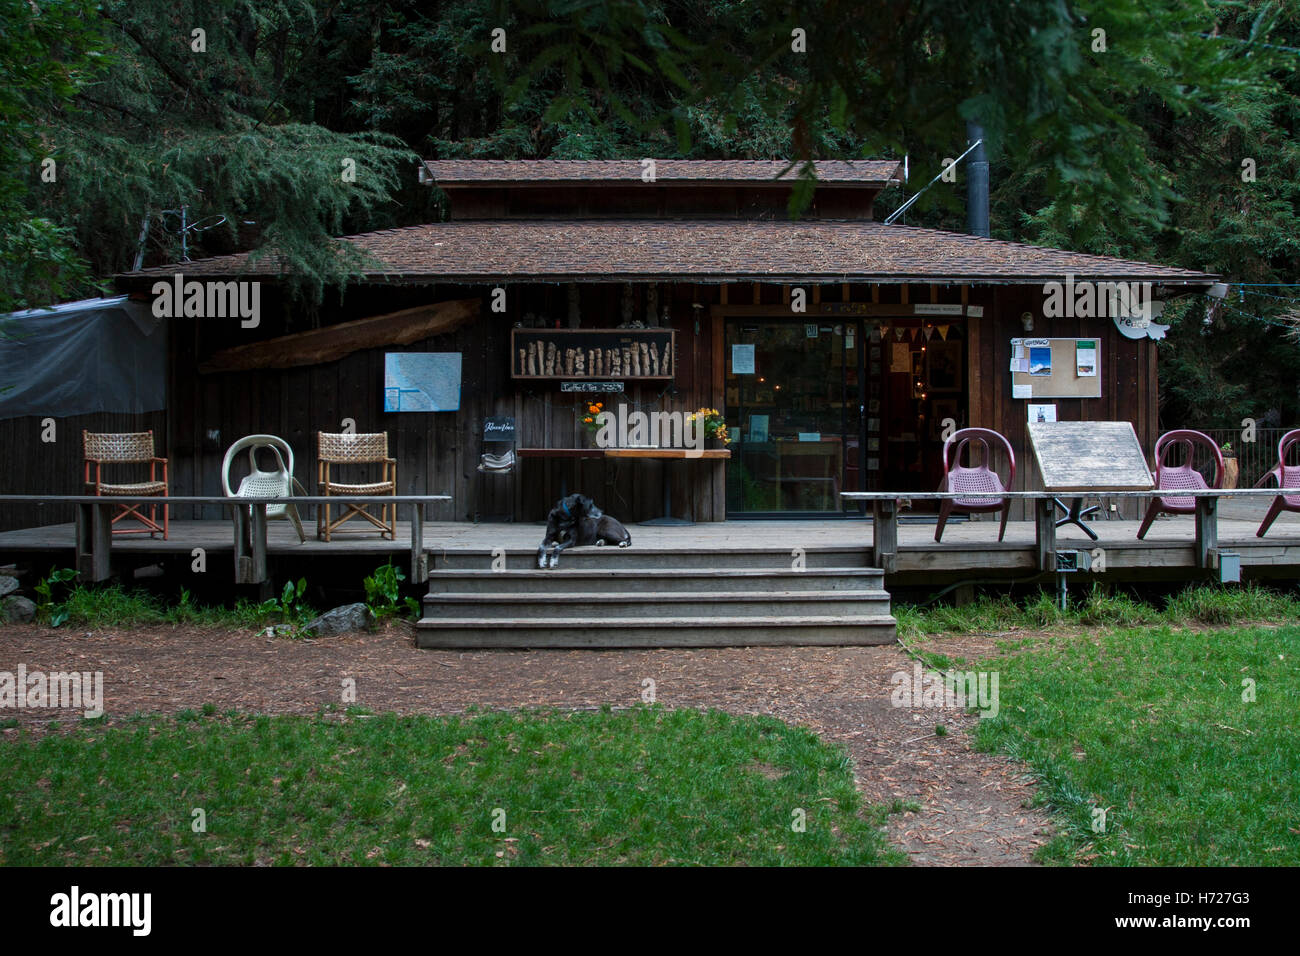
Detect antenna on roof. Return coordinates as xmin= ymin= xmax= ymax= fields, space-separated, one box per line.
xmin=883 ymin=138 xmax=983 ymax=226
xmin=158 ymin=206 xmax=228 ymax=262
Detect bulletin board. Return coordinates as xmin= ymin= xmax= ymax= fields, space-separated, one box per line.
xmin=1009 ymin=337 xmax=1101 ymax=399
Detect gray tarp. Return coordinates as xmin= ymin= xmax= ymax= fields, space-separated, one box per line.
xmin=0 ymin=296 xmax=166 ymax=418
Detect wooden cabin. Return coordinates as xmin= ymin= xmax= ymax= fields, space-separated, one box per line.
xmin=91 ymin=159 xmax=1215 ymax=527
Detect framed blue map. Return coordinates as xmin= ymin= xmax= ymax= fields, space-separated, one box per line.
xmin=384 ymin=352 xmax=462 ymax=412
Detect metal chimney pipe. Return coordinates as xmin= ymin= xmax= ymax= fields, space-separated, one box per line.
xmin=966 ymin=120 xmax=989 ymax=238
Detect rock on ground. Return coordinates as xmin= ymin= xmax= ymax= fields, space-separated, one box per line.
xmin=306 ymin=603 xmax=375 ymax=637
xmin=2 ymin=595 xmax=37 ymax=624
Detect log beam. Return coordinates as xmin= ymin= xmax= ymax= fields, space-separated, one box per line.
xmin=199 ymin=298 xmax=481 ymax=374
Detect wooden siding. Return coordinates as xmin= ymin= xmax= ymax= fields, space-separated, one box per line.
xmin=964 ymin=286 xmax=1158 ymax=519
xmin=445 ymin=185 xmax=875 ymax=221
xmin=1 ymin=281 xmax=1156 ymax=531
xmin=0 ymin=411 xmax=169 ymax=531
xmin=164 ymin=282 xmax=725 ymax=525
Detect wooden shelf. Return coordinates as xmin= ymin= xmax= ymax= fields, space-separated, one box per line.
xmin=512 ymin=375 xmax=674 ymax=381
xmin=511 ymin=327 xmax=676 ymax=380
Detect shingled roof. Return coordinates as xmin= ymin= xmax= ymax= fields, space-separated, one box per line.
xmin=116 ymin=219 xmax=1216 ymax=287
xmin=420 ymin=159 xmax=904 ymax=187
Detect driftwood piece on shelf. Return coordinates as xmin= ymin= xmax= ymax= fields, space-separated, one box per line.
xmin=527 ymin=342 xmax=537 ymax=376
xmin=564 ymin=348 xmax=574 ymax=377
xmin=517 ymin=348 xmax=526 ymax=376
xmin=199 ymin=297 xmax=481 ymax=374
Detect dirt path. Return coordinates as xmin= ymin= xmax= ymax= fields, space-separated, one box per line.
xmin=0 ymin=624 xmax=1052 ymax=865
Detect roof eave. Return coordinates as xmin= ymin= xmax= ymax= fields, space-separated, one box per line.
xmin=116 ymin=271 xmax=1218 ymax=288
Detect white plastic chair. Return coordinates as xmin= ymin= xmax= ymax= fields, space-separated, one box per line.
xmin=221 ymin=434 xmax=306 ymax=542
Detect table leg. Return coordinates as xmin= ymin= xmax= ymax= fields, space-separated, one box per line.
xmin=1053 ymin=496 xmax=1099 ymax=541
xmin=870 ymin=498 xmax=899 ymax=573
xmin=1035 ymin=497 xmax=1058 ymax=571
xmin=641 ymin=459 xmax=694 ymax=526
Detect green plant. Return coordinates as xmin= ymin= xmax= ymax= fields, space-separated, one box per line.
xmin=33 ymin=568 xmax=78 ymax=627
xmin=171 ymin=588 xmax=201 ymax=624
xmin=579 ymin=401 xmax=606 ymax=436
xmin=254 ymin=578 xmax=313 ymax=637
xmin=363 ymin=562 xmax=407 ymax=621
xmin=688 ymin=408 xmax=730 ymax=444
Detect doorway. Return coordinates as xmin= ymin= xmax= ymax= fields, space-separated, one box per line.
xmin=723 ymin=316 xmax=966 ymax=515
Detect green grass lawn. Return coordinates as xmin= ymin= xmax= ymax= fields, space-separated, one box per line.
xmin=0 ymin=706 xmax=902 ymax=866
xmin=949 ymin=623 xmax=1300 ymax=865
xmin=895 ymin=582 xmax=1300 ymax=636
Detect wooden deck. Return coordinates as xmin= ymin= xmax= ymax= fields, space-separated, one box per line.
xmin=2 ymin=506 xmax=1298 ymax=586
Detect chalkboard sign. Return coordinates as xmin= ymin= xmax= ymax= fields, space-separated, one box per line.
xmin=1028 ymin=421 xmax=1153 ymax=492
xmin=484 ymin=416 xmax=516 ymax=442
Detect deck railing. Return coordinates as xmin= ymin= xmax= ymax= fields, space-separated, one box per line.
xmin=0 ymin=494 xmax=451 ymax=585
xmin=840 ymin=488 xmax=1290 ymax=574
xmin=0 ymin=488 xmax=1293 ymax=583
xmin=1192 ymin=427 xmax=1292 ymax=489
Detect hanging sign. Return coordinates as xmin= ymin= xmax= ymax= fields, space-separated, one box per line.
xmin=731 ymin=344 xmax=756 ymax=374
xmin=561 ymin=381 xmax=625 ymax=393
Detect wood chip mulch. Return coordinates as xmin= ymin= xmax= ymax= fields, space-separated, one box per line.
xmin=0 ymin=623 xmax=1054 ymax=866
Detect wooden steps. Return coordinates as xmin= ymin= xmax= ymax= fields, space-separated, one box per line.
xmin=432 ymin=546 xmax=873 ymax=571
xmin=417 ymin=558 xmax=896 ymax=648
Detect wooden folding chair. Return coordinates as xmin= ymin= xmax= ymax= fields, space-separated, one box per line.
xmin=83 ymin=430 xmax=169 ymax=538
xmin=316 ymin=432 xmax=396 ymax=541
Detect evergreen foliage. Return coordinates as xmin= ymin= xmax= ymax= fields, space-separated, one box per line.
xmin=1 ymin=0 xmax=1297 ymax=422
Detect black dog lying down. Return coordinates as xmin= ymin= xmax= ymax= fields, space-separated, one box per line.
xmin=537 ymin=493 xmax=631 ymax=568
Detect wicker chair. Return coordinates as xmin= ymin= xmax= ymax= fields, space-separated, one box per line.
xmin=935 ymin=428 xmax=1015 ymax=543
xmin=317 ymin=431 xmax=396 ymax=541
xmin=1256 ymin=428 xmax=1300 ymax=538
xmin=1137 ymin=430 xmax=1224 ymax=539
xmin=82 ymin=430 xmax=169 ymax=538
xmin=222 ymin=435 xmax=306 ymax=543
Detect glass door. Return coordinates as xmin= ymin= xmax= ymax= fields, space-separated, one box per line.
xmin=724 ymin=319 xmax=863 ymax=514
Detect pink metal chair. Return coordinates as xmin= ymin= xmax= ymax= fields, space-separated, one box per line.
xmin=935 ymin=428 xmax=1015 ymax=543
xmin=1137 ymin=430 xmax=1224 ymax=539
xmin=1256 ymin=428 xmax=1300 ymax=537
